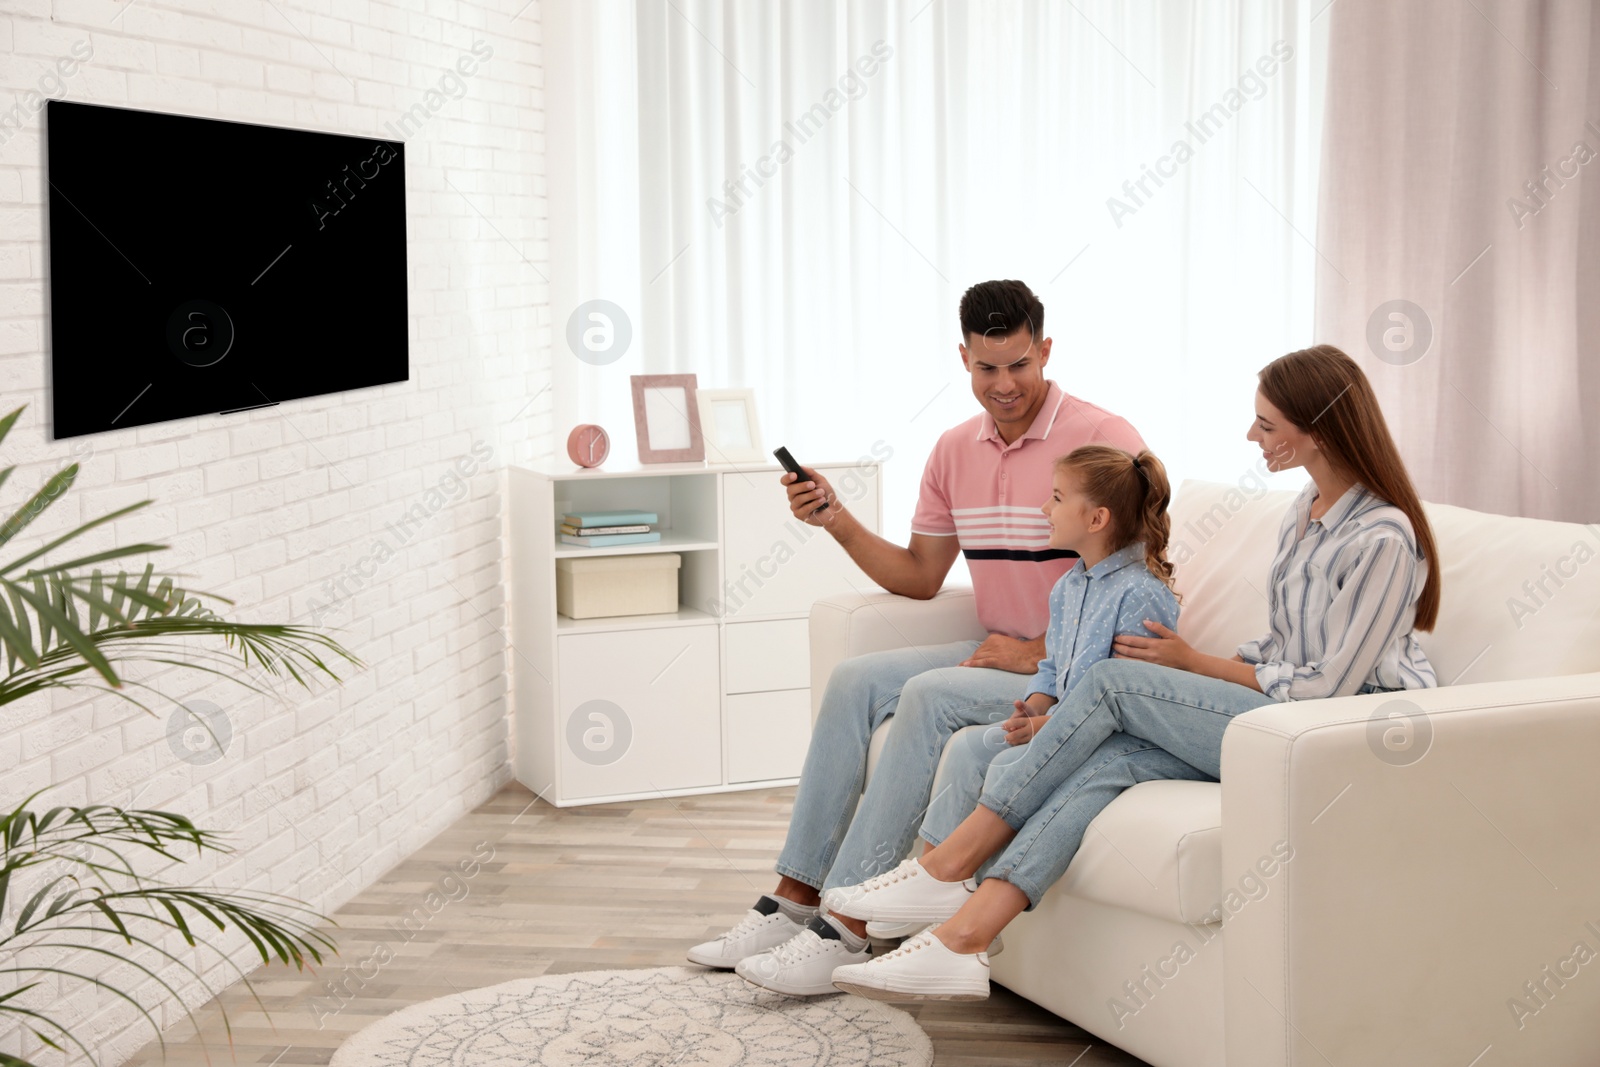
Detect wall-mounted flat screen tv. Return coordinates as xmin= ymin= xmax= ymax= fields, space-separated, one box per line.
xmin=46 ymin=100 xmax=408 ymax=438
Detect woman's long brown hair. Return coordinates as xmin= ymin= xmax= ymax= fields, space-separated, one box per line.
xmin=1258 ymin=344 xmax=1440 ymax=631
xmin=1059 ymin=445 xmax=1178 ymax=596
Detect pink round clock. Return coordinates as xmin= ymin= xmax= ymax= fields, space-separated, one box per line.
xmin=566 ymin=424 xmax=610 ymax=468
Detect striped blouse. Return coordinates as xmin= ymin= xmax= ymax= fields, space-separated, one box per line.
xmin=1237 ymin=481 xmax=1438 ymax=701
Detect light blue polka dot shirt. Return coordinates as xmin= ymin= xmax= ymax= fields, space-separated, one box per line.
xmin=1024 ymin=540 xmax=1181 ymax=703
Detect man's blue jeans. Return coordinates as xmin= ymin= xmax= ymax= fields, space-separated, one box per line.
xmin=774 ymin=640 xmax=1035 ymax=892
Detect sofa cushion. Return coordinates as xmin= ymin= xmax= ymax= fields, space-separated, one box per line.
xmin=1168 ymin=479 xmax=1600 ymax=685
xmin=1055 ymin=779 xmax=1226 ymax=925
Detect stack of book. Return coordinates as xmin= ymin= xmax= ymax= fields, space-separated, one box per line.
xmin=559 ymin=509 xmax=662 ymax=547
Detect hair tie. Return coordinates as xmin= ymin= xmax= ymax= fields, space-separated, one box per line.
xmin=1130 ymin=455 xmax=1143 ymax=472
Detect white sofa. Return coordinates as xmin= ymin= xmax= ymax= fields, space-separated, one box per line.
xmin=809 ymin=479 xmax=1600 ymax=1067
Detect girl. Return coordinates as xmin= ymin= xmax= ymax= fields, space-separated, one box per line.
xmin=829 ymin=345 xmax=1440 ymax=1001
xmin=822 ymin=443 xmax=1185 ymax=934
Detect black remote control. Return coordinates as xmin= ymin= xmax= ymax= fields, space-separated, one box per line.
xmin=773 ymin=446 xmax=829 ymax=513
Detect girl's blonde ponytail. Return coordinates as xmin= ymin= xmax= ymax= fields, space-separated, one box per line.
xmin=1058 ymin=445 xmax=1179 ymax=597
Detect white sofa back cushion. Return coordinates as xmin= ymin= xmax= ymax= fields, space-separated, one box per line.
xmin=1168 ymin=478 xmax=1600 ymax=685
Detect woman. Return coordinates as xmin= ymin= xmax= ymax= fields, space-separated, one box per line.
xmin=827 ymin=345 xmax=1442 ymax=1001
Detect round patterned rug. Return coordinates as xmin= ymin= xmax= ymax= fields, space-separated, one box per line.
xmin=329 ymin=966 xmax=933 ymax=1067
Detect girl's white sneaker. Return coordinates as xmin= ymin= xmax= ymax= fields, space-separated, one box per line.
xmin=831 ymin=929 xmax=991 ymax=1002
xmin=823 ymin=857 xmax=975 ymax=923
xmin=863 ymin=919 xmax=1005 ymax=957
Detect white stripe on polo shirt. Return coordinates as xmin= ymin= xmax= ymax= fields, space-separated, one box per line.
xmin=954 ymin=508 xmax=1050 ymax=525
xmin=955 ymin=507 xmax=1051 ymax=548
xmin=955 ymin=520 xmax=1050 ymax=532
xmin=957 ymin=532 xmax=1051 ymax=543
xmin=955 ymin=511 xmax=1049 ymax=526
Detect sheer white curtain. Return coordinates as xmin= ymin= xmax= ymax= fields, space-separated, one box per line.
xmin=545 ymin=0 xmax=1324 ymax=545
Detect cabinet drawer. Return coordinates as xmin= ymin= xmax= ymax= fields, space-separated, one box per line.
xmin=556 ymin=625 xmax=720 ymax=800
xmin=726 ymin=689 xmax=811 ymax=783
xmin=720 ymin=465 xmax=881 ymax=617
xmin=725 ymin=619 xmax=810 ymax=693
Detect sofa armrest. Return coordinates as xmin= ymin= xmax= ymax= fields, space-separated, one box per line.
xmin=1221 ymin=671 xmax=1600 ymax=1067
xmin=808 ymin=587 xmax=987 ymax=722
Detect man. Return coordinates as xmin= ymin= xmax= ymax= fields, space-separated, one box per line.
xmin=686 ymin=279 xmax=1146 ymax=995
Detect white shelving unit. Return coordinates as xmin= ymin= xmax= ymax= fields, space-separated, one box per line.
xmin=509 ymin=457 xmax=884 ymax=806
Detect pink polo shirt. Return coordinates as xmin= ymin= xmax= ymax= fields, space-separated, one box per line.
xmin=910 ymin=382 xmax=1146 ymax=639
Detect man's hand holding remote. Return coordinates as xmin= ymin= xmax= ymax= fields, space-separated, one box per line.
xmin=782 ymin=466 xmax=841 ymax=527
xmin=773 ymin=455 xmax=961 ymax=603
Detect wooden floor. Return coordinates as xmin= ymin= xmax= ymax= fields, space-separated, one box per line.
xmin=121 ymin=782 xmax=1151 ymax=1067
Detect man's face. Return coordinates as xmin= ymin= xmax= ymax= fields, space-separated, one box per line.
xmin=960 ymin=327 xmax=1053 ymax=433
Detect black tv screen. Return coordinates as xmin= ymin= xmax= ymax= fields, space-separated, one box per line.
xmin=46 ymin=101 xmax=408 ymax=438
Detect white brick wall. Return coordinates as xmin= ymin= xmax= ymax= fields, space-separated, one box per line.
xmin=0 ymin=1 xmax=548 ymax=1063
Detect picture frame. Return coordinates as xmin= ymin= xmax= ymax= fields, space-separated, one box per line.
xmin=630 ymin=374 xmax=705 ymax=463
xmin=694 ymin=388 xmax=765 ymax=464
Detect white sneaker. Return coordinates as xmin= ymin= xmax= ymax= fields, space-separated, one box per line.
xmin=735 ymin=916 xmax=871 ymax=996
xmin=824 ymin=858 xmax=975 ymax=924
xmin=687 ymin=896 xmax=808 ymax=969
xmin=863 ymin=920 xmax=1005 ymax=957
xmin=831 ymin=928 xmax=991 ymax=1001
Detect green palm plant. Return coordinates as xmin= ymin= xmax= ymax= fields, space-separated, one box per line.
xmin=0 ymin=405 xmax=363 ymax=1067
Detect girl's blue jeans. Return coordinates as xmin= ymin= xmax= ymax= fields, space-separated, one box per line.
xmin=923 ymin=659 xmax=1279 ymax=907
xmin=779 ymin=653 xmax=1368 ymax=911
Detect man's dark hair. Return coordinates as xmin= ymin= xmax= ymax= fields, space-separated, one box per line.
xmin=959 ymin=280 xmax=1044 ymax=344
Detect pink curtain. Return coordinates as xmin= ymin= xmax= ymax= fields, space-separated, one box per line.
xmin=1316 ymin=0 xmax=1600 ymax=522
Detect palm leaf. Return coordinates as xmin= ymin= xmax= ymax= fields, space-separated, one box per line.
xmin=0 ymin=404 xmax=358 ymax=1067
xmin=0 ymin=405 xmax=24 ymax=449
xmin=2 ymin=505 xmax=157 ymax=577
xmin=9 ymin=580 xmax=116 ymax=687
xmin=0 ymin=466 xmax=77 ymax=552
xmin=1 ymin=797 xmax=340 ymax=1067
